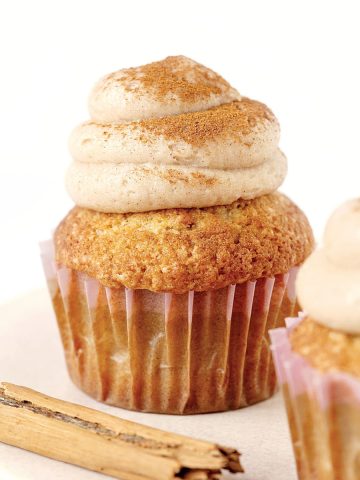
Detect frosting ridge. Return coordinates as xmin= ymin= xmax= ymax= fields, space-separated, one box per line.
xmin=66 ymin=56 xmax=287 ymax=213
xmin=88 ymin=55 xmax=241 ymax=122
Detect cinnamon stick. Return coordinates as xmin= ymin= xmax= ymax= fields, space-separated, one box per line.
xmin=0 ymin=383 xmax=243 ymax=479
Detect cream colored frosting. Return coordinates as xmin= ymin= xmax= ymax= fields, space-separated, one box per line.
xmin=66 ymin=150 xmax=286 ymax=213
xmin=297 ymin=199 xmax=360 ymax=334
xmin=69 ymin=116 xmax=280 ymax=169
xmin=88 ymin=55 xmax=241 ymax=122
xmin=66 ymin=56 xmax=287 ymax=213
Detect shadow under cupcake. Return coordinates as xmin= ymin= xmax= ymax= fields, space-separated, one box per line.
xmin=42 ymin=56 xmax=314 ymax=414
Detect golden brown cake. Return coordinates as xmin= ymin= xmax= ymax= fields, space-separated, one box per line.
xmin=55 ymin=193 xmax=313 ymax=293
xmin=42 ymin=56 xmax=314 ymax=414
xmin=271 ymin=198 xmax=360 ymax=479
xmin=291 ymin=317 xmax=360 ymax=378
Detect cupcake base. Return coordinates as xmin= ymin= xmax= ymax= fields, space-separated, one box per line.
xmin=41 ymin=240 xmax=299 ymax=414
xmin=271 ymin=318 xmax=360 ymax=479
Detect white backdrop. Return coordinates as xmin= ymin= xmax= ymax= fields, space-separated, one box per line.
xmin=1 ymin=0 xmax=359 ymax=303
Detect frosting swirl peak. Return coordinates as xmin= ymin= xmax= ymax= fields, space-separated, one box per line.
xmin=297 ymin=199 xmax=360 ymax=334
xmin=88 ymin=55 xmax=241 ymax=122
xmin=66 ymin=56 xmax=287 ymax=213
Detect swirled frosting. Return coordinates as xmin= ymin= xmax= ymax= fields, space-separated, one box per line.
xmin=297 ymin=199 xmax=360 ymax=334
xmin=66 ymin=56 xmax=287 ymax=213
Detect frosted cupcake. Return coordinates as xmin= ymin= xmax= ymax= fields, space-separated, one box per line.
xmin=41 ymin=56 xmax=314 ymax=414
xmin=271 ymin=199 xmax=360 ymax=479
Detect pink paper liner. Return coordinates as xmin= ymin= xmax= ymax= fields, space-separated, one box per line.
xmin=41 ymin=240 xmax=300 ymax=414
xmin=270 ymin=317 xmax=360 ymax=407
xmin=271 ymin=318 xmax=360 ymax=479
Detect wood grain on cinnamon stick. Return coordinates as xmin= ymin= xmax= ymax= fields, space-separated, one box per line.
xmin=0 ymin=383 xmax=243 ymax=479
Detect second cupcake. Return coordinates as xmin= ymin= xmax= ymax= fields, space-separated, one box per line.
xmin=271 ymin=199 xmax=360 ymax=478
xmin=42 ymin=56 xmax=314 ymax=413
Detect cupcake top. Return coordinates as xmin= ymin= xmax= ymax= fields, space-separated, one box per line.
xmin=66 ymin=56 xmax=287 ymax=213
xmin=55 ymin=193 xmax=313 ymax=292
xmin=297 ymin=198 xmax=360 ymax=334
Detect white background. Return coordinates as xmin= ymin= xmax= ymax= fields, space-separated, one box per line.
xmin=0 ymin=0 xmax=359 ymax=304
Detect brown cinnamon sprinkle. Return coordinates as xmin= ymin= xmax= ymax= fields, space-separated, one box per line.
xmin=98 ymin=98 xmax=275 ymax=147
xmin=109 ymin=56 xmax=234 ymax=103
xmin=92 ymin=98 xmax=276 ymax=148
xmin=140 ymin=99 xmax=275 ymax=146
xmin=135 ymin=166 xmax=218 ymax=186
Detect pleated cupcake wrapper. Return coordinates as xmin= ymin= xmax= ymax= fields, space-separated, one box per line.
xmin=270 ymin=319 xmax=360 ymax=479
xmin=270 ymin=318 xmax=360 ymax=407
xmin=41 ymin=239 xmax=299 ymax=414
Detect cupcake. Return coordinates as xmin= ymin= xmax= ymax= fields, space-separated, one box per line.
xmin=41 ymin=56 xmax=314 ymax=414
xmin=271 ymin=199 xmax=360 ymax=478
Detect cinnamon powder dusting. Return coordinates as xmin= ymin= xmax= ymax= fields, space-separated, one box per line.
xmin=136 ymin=167 xmax=218 ymax=186
xmin=110 ymin=56 xmax=234 ymax=103
xmin=94 ymin=97 xmax=276 ymax=147
xmin=133 ymin=98 xmax=276 ymax=147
